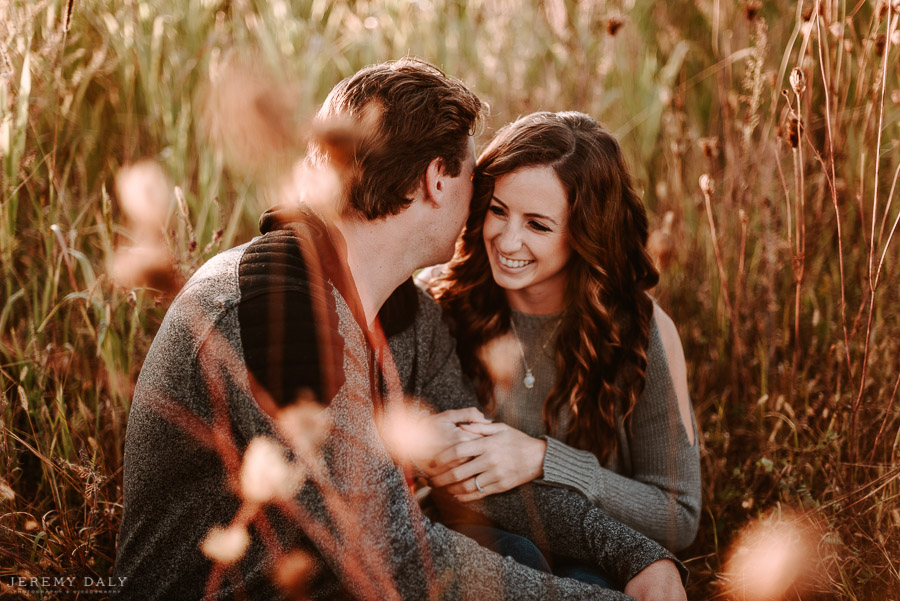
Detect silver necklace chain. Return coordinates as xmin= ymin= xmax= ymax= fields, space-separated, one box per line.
xmin=508 ymin=315 xmax=562 ymax=389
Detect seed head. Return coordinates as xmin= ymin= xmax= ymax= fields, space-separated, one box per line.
xmin=785 ymin=117 xmax=803 ymax=148
xmin=17 ymin=386 xmax=27 ymax=412
xmin=874 ymin=33 xmax=887 ymax=57
xmin=477 ymin=332 xmax=522 ymax=392
xmin=0 ymin=478 xmax=14 ymax=501
xmin=115 ymin=160 xmax=171 ymax=232
xmin=723 ymin=511 xmax=820 ymax=601
xmin=744 ymin=1 xmax=761 ymax=21
xmin=655 ymin=181 xmax=668 ymax=203
xmin=110 ymin=243 xmax=179 ymax=293
xmin=789 ymin=68 xmax=806 ymax=95
xmin=700 ymin=137 xmax=720 ymax=159
xmin=288 ymin=162 xmax=344 ymax=219
xmin=240 ymin=437 xmax=295 ymax=504
xmin=380 ymin=403 xmax=430 ymax=464
xmin=275 ymin=551 xmax=315 ymax=597
xmin=199 ymin=54 xmax=303 ymax=179
xmin=606 ymin=17 xmax=624 ymax=36
xmin=201 ymin=525 xmax=250 ymax=565
xmin=543 ymin=0 xmax=568 ymax=39
xmin=699 ymin=174 xmax=714 ymax=196
xmin=276 ymin=392 xmax=331 ymax=454
xmin=647 ymin=211 xmax=676 ymax=271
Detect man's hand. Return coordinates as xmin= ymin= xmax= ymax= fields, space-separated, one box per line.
xmin=623 ymin=559 xmax=686 ymax=601
xmin=429 ymin=422 xmax=547 ymax=502
xmin=408 ymin=407 xmax=489 ymax=476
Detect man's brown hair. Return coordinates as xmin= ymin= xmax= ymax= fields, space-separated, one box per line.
xmin=313 ymin=58 xmax=483 ymax=220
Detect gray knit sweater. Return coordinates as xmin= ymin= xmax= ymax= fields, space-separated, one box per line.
xmin=492 ymin=311 xmax=701 ymax=552
xmin=114 ymin=207 xmax=684 ymax=600
xmin=384 ymin=293 xmax=700 ymax=554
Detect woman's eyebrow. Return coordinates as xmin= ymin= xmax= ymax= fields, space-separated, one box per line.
xmin=491 ymin=195 xmax=559 ymax=226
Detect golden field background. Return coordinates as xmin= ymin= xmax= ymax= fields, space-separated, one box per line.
xmin=1 ymin=0 xmax=899 ymax=598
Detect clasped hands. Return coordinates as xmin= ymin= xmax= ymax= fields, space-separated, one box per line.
xmin=410 ymin=407 xmax=547 ymax=502
xmin=409 ymin=408 xmax=688 ymax=601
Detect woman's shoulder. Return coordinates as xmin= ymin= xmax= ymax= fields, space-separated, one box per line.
xmin=647 ymin=300 xmax=695 ymax=445
xmin=650 ymin=302 xmax=681 ymax=355
xmin=412 ymin=264 xmax=454 ymax=324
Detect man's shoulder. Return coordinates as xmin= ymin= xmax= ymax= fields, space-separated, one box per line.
xmin=380 ymin=278 xmax=447 ymax=339
xmin=140 ymin=242 xmax=253 ymax=370
xmin=174 ymin=229 xmax=318 ymax=310
xmin=176 ymin=240 xmax=253 ymax=304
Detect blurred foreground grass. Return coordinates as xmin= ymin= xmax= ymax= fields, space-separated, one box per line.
xmin=1 ymin=0 xmax=899 ymax=599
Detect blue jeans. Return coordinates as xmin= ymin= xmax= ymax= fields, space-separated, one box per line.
xmin=553 ymin=560 xmax=618 ymax=589
xmin=451 ymin=524 xmax=617 ymax=589
xmin=452 ymin=524 xmax=552 ymax=573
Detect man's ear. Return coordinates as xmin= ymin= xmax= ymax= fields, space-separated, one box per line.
xmin=422 ymin=157 xmax=446 ymax=208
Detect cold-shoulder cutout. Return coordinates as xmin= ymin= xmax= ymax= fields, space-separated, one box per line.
xmin=652 ymin=303 xmax=695 ymax=446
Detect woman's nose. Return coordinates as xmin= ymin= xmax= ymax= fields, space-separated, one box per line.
xmin=496 ymin=223 xmax=522 ymax=253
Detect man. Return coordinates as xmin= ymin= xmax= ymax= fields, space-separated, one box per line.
xmin=115 ymin=59 xmax=687 ymax=600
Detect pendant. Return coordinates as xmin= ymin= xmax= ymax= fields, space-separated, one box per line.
xmin=523 ymin=370 xmax=535 ymax=389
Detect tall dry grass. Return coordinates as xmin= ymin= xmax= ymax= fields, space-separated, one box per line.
xmin=0 ymin=0 xmax=898 ymax=599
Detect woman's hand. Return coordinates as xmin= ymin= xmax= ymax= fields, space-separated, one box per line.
xmin=408 ymin=407 xmax=490 ymax=477
xmin=429 ymin=422 xmax=547 ymax=502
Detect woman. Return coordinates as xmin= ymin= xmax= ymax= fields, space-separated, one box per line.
xmin=424 ymin=111 xmax=700 ymax=554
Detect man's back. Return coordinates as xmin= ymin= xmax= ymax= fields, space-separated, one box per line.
xmin=115 ymin=236 xmax=302 ymax=598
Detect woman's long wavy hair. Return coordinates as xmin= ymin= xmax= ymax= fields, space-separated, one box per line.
xmin=432 ymin=111 xmax=659 ymax=463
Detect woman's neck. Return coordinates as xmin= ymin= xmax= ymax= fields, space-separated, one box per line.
xmin=505 ymin=286 xmax=566 ymax=315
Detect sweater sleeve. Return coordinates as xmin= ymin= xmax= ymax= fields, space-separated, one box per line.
xmin=540 ymin=317 xmax=702 ymax=552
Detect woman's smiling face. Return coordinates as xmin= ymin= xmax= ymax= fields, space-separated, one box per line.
xmin=482 ymin=165 xmax=572 ymax=314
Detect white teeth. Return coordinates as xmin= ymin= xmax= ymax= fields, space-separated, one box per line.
xmin=498 ymin=255 xmax=533 ymax=269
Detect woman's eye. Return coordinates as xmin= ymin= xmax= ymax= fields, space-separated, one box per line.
xmin=529 ymin=221 xmax=551 ymax=232
xmin=488 ymin=205 xmax=506 ymax=217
